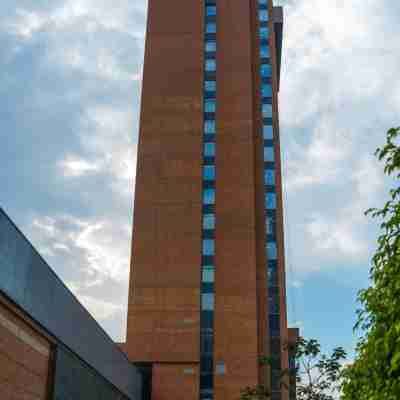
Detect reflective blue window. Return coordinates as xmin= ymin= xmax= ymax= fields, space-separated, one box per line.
xmin=204 ymin=120 xmax=215 ymax=134
xmin=205 ymin=59 xmax=216 ymax=72
xmin=206 ymin=22 xmax=216 ymax=33
xmin=201 ymin=293 xmax=214 ymax=311
xmin=203 ymin=188 xmax=215 ymax=205
xmin=204 ymin=80 xmax=216 ymax=92
xmin=260 ymin=27 xmax=269 ymax=39
xmin=259 ymin=0 xmax=268 ymax=4
xmin=203 ymin=165 xmax=215 ymax=181
xmin=265 ymin=193 xmax=277 ymax=209
xmin=264 ymin=169 xmax=275 ymax=185
xmin=260 ymin=63 xmax=271 ymax=77
xmin=203 ymin=214 xmax=215 ymax=230
xmin=266 ymin=242 xmax=277 ymax=260
xmin=266 ymin=215 xmax=275 ymax=235
xmin=264 ymin=147 xmax=275 ymax=162
xmin=260 ymin=45 xmax=270 ymax=58
xmin=204 ymin=142 xmax=215 ymax=157
xmin=202 ymin=266 xmax=215 ymax=283
xmin=262 ymin=85 xmax=272 ymax=98
xmin=205 ymin=41 xmax=216 ymax=52
xmin=206 ymin=5 xmax=217 ymax=16
xmin=259 ymin=10 xmax=269 ymax=21
xmin=205 ymin=99 xmax=216 ymax=113
xmin=262 ymin=103 xmax=272 ymax=118
xmin=263 ymin=125 xmax=273 ymax=139
xmin=203 ymin=239 xmax=215 ymax=256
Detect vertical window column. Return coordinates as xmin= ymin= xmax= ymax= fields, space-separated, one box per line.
xmin=200 ymin=1 xmax=217 ymax=400
xmin=257 ymin=1 xmax=282 ymax=399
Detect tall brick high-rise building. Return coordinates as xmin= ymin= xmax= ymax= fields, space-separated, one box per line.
xmin=126 ymin=1 xmax=295 ymax=400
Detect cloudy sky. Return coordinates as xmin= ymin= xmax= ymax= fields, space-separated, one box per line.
xmin=1 ymin=0 xmax=398 ymax=357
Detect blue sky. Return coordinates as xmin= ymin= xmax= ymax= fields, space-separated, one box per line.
xmin=1 ymin=0 xmax=399 ymax=359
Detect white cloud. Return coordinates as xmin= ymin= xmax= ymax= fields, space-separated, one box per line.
xmin=59 ymin=156 xmax=101 ymax=177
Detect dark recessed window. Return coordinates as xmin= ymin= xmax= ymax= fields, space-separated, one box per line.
xmin=264 ymin=168 xmax=275 ymax=185
xmin=262 ymin=85 xmax=272 ymax=99
xmin=266 ymin=215 xmax=275 ymax=235
xmin=260 ymin=26 xmax=269 ymax=39
xmin=264 ymin=147 xmax=275 ymax=162
xmin=201 ymin=293 xmax=215 ymax=310
xmin=259 ymin=10 xmax=269 ymax=21
xmin=265 ymin=192 xmax=277 ymax=209
xmin=267 ymin=241 xmax=277 ymax=260
xmin=261 ymin=63 xmax=271 ymax=77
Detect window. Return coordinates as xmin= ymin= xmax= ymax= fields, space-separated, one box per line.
xmin=260 ymin=63 xmax=271 ymax=77
xmin=260 ymin=45 xmax=270 ymax=58
xmin=204 ymin=80 xmax=216 ymax=92
xmin=265 ymin=192 xmax=276 ymax=209
xmin=259 ymin=10 xmax=268 ymax=21
xmin=206 ymin=5 xmax=217 ymax=16
xmin=267 ymin=241 xmax=277 ymax=260
xmin=262 ymin=85 xmax=272 ymax=98
xmin=203 ymin=165 xmax=215 ymax=181
xmin=203 ymin=188 xmax=215 ymax=205
xmin=204 ymin=120 xmax=216 ymax=134
xmin=206 ymin=22 xmax=216 ymax=33
xmin=264 ymin=147 xmax=275 ymax=162
xmin=216 ymin=361 xmax=226 ymax=375
xmin=262 ymin=103 xmax=272 ymax=118
xmin=203 ymin=214 xmax=215 ymax=230
xmin=260 ymin=27 xmax=269 ymax=39
xmin=204 ymin=142 xmax=215 ymax=157
xmin=205 ymin=99 xmax=216 ymax=113
xmin=201 ymin=293 xmax=214 ymax=310
xmin=205 ymin=41 xmax=216 ymax=52
xmin=264 ymin=169 xmax=275 ymax=185
xmin=259 ymin=0 xmax=268 ymax=4
xmin=202 ymin=266 xmax=215 ymax=283
xmin=263 ymin=125 xmax=273 ymax=139
xmin=266 ymin=215 xmax=275 ymax=235
xmin=205 ymin=59 xmax=216 ymax=72
xmin=203 ymin=239 xmax=215 ymax=256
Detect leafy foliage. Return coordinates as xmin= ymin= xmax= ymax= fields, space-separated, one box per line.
xmin=295 ymin=337 xmax=346 ymax=400
xmin=341 ymin=127 xmax=400 ymax=400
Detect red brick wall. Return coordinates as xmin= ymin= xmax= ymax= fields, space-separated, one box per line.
xmin=0 ymin=302 xmax=51 ymax=400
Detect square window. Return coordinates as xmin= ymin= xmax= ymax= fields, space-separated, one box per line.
xmin=260 ymin=63 xmax=271 ymax=77
xmin=205 ymin=59 xmax=216 ymax=72
xmin=206 ymin=22 xmax=216 ymax=34
xmin=203 ymin=239 xmax=215 ymax=256
xmin=260 ymin=27 xmax=269 ymax=39
xmin=263 ymin=125 xmax=273 ymax=139
xmin=260 ymin=45 xmax=270 ymax=58
xmin=205 ymin=99 xmax=216 ymax=113
xmin=201 ymin=293 xmax=214 ymax=311
xmin=205 ymin=41 xmax=216 ymax=52
xmin=262 ymin=103 xmax=273 ymax=118
xmin=264 ymin=147 xmax=275 ymax=162
xmin=204 ymin=80 xmax=216 ymax=92
xmin=259 ymin=10 xmax=269 ymax=21
xmin=264 ymin=168 xmax=275 ymax=185
xmin=206 ymin=5 xmax=217 ymax=16
xmin=262 ymin=85 xmax=272 ymax=98
xmin=265 ymin=192 xmax=276 ymax=209
xmin=203 ymin=214 xmax=215 ymax=230
xmin=267 ymin=242 xmax=277 ymax=260
xmin=204 ymin=120 xmax=216 ymax=134
xmin=203 ymin=165 xmax=215 ymax=181
xmin=203 ymin=189 xmax=215 ymax=205
xmin=204 ymin=142 xmax=215 ymax=157
xmin=202 ymin=266 xmax=215 ymax=283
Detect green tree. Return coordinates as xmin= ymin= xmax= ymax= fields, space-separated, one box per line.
xmin=341 ymin=127 xmax=400 ymax=400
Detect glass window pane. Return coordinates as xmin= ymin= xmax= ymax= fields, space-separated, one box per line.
xmin=262 ymin=103 xmax=272 ymax=117
xmin=265 ymin=193 xmax=276 ymax=209
xmin=259 ymin=0 xmax=268 ymax=4
xmin=203 ymin=189 xmax=215 ymax=205
xmin=205 ymin=80 xmax=216 ymax=92
xmin=204 ymin=120 xmax=215 ymax=134
xmin=263 ymin=125 xmax=273 ymax=139
xmin=260 ymin=27 xmax=269 ymax=39
xmin=259 ymin=10 xmax=269 ymax=21
xmin=205 ymin=59 xmax=216 ymax=72
xmin=203 ymin=239 xmax=215 ymax=256
xmin=203 ymin=214 xmax=215 ymax=230
xmin=206 ymin=6 xmax=217 ymax=16
xmin=201 ymin=293 xmax=214 ymax=311
xmin=262 ymin=85 xmax=272 ymax=98
xmin=264 ymin=147 xmax=275 ymax=162
xmin=260 ymin=63 xmax=271 ymax=77
xmin=267 ymin=242 xmax=277 ymax=260
xmin=203 ymin=165 xmax=215 ymax=181
xmin=206 ymin=23 xmax=216 ymax=33
xmin=260 ymin=45 xmax=270 ymax=58
xmin=205 ymin=99 xmax=216 ymax=113
xmin=264 ymin=169 xmax=275 ymax=185
xmin=202 ymin=266 xmax=215 ymax=283
xmin=266 ymin=215 xmax=275 ymax=235
xmin=205 ymin=41 xmax=216 ymax=52
xmin=204 ymin=142 xmax=215 ymax=157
